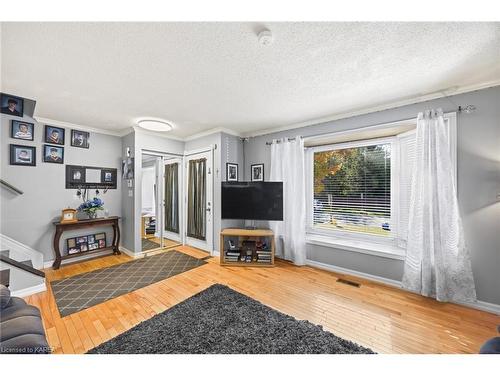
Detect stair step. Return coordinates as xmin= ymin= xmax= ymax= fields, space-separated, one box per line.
xmin=0 ymin=250 xmax=10 ymax=257
xmin=20 ymin=260 xmax=33 ymax=268
xmin=0 ymin=269 xmax=10 ymax=287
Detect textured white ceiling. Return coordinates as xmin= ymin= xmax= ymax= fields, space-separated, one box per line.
xmin=1 ymin=22 xmax=499 ymax=138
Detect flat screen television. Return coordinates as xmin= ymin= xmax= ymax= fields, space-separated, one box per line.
xmin=222 ymin=182 xmax=283 ymax=221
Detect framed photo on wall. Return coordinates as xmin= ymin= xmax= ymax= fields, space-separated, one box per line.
xmin=251 ymin=164 xmax=264 ymax=182
xmin=71 ymin=129 xmax=90 ymax=148
xmin=226 ymin=163 xmax=238 ymax=182
xmin=9 ymin=144 xmax=36 ymax=166
xmin=11 ymin=120 xmax=34 ymax=141
xmin=44 ymin=125 xmax=65 ymax=145
xmin=1 ymin=93 xmax=24 ymax=117
xmin=43 ymin=145 xmax=64 ymax=164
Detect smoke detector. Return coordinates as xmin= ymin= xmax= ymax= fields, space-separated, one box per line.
xmin=258 ymin=30 xmax=273 ymax=46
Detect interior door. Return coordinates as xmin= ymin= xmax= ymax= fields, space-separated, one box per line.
xmin=184 ymin=150 xmax=213 ymax=252
xmin=163 ymin=158 xmax=182 ymax=243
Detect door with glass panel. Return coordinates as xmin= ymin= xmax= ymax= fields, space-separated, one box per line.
xmin=163 ymin=158 xmax=182 ymax=244
xmin=184 ymin=151 xmax=213 ymax=252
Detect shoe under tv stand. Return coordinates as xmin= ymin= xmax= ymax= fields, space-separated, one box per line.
xmin=220 ymin=228 xmax=275 ymax=267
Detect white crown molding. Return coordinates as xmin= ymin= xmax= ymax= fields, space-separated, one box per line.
xmin=184 ymin=127 xmax=242 ymax=142
xmin=34 ymin=79 xmax=500 ymax=141
xmin=34 ymin=116 xmax=124 ymax=137
xmin=242 ymin=79 xmax=500 ymax=138
xmin=131 ymin=125 xmax=185 ymax=142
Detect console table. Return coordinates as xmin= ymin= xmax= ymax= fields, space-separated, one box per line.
xmin=52 ymin=216 xmax=121 ymax=269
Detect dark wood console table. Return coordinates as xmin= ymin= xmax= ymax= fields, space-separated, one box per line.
xmin=52 ymin=216 xmax=121 ymax=269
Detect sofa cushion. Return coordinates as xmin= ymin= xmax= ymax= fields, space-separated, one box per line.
xmin=0 ymin=284 xmax=10 ymax=309
xmin=0 ymin=315 xmax=46 ymax=342
xmin=0 ymin=298 xmax=40 ymax=322
xmin=480 ymin=337 xmax=500 ymax=354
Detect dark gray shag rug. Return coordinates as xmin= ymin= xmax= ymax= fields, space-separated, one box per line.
xmin=88 ymin=284 xmax=375 ymax=354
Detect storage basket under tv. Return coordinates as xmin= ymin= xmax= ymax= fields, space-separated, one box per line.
xmin=220 ymin=228 xmax=275 ymax=267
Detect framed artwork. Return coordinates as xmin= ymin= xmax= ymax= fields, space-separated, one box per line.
xmin=66 ymin=232 xmax=106 ymax=255
xmin=122 ymin=157 xmax=134 ymax=179
xmin=11 ymin=120 xmax=34 ymax=141
xmin=65 ymin=165 xmax=118 ymax=189
xmin=9 ymin=144 xmax=36 ymax=166
xmin=226 ymin=163 xmax=238 ymax=182
xmin=71 ymin=129 xmax=90 ymax=148
xmin=44 ymin=125 xmax=65 ymax=145
xmin=251 ymin=163 xmax=264 ymax=182
xmin=1 ymin=93 xmax=24 ymax=117
xmin=43 ymin=145 xmax=64 ymax=164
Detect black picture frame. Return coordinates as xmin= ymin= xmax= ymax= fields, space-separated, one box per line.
xmin=101 ymin=168 xmax=117 ymax=185
xmin=44 ymin=125 xmax=65 ymax=145
xmin=65 ymin=165 xmax=118 ymax=189
xmin=68 ymin=165 xmax=86 ymax=185
xmin=43 ymin=144 xmax=64 ymax=164
xmin=9 ymin=144 xmax=36 ymax=166
xmin=11 ymin=120 xmax=34 ymax=141
xmin=251 ymin=163 xmax=264 ymax=182
xmin=71 ymin=129 xmax=90 ymax=148
xmin=1 ymin=93 xmax=24 ymax=117
xmin=226 ymin=163 xmax=238 ymax=182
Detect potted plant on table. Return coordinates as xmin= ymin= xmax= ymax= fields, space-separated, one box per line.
xmin=78 ymin=197 xmax=104 ymax=219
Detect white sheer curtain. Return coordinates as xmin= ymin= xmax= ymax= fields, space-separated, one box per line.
xmin=402 ymin=109 xmax=476 ymax=303
xmin=269 ymin=136 xmax=306 ymax=265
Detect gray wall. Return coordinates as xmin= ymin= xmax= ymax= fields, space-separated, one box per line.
xmin=120 ymin=131 xmax=135 ymax=251
xmin=244 ymin=86 xmax=500 ymax=305
xmin=220 ymin=133 xmax=245 ymax=232
xmin=1 ymin=110 xmax=123 ymax=263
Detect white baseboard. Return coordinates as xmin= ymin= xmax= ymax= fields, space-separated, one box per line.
xmin=305 ymin=259 xmax=402 ymax=288
xmin=43 ymin=249 xmax=114 ymax=269
xmin=119 ymin=246 xmax=143 ymax=258
xmin=11 ymin=282 xmax=46 ymax=298
xmin=305 ymin=259 xmax=500 ymax=316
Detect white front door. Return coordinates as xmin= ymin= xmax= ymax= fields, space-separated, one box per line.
xmin=163 ymin=158 xmax=182 ymax=243
xmin=184 ymin=150 xmax=213 ymax=253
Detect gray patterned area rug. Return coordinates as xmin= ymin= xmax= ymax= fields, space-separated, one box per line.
xmin=88 ymin=284 xmax=375 ymax=354
xmin=51 ymin=250 xmax=206 ymax=317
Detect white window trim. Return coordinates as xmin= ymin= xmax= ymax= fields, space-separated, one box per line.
xmin=305 ymin=112 xmax=457 ymax=260
xmin=306 ymin=136 xmax=397 ymax=245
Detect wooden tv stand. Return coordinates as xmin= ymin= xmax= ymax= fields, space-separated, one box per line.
xmin=220 ymin=228 xmax=275 ymax=267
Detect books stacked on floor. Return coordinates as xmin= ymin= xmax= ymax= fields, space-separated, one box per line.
xmin=225 ymin=250 xmax=241 ymax=262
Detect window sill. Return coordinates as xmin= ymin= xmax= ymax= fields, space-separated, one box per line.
xmin=306 ymin=233 xmax=406 ymax=260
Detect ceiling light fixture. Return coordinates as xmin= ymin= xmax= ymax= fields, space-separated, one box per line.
xmin=137 ymin=119 xmax=173 ymax=132
xmin=258 ymin=30 xmax=273 ymax=46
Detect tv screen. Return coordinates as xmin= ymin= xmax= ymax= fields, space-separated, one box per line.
xmin=222 ymin=182 xmax=283 ymax=221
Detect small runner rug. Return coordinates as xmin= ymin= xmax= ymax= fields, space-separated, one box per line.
xmin=88 ymin=284 xmax=375 ymax=354
xmin=51 ymin=250 xmax=206 ymax=317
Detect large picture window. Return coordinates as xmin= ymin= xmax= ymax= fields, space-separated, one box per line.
xmin=312 ymin=140 xmax=393 ymax=238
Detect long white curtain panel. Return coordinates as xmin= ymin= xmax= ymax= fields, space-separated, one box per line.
xmin=269 ymin=136 xmax=306 ymax=265
xmin=402 ymin=109 xmax=476 ymax=303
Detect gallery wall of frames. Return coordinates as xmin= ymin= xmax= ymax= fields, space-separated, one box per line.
xmin=3 ymin=92 xmax=92 ymax=168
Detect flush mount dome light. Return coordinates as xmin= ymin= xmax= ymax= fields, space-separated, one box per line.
xmin=137 ymin=119 xmax=173 ymax=132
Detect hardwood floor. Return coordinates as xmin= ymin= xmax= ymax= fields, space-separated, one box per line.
xmin=26 ymin=246 xmax=499 ymax=354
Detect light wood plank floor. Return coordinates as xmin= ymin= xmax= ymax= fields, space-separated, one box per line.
xmin=25 ymin=246 xmax=499 ymax=354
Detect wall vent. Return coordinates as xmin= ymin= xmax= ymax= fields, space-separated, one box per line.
xmin=336 ymin=278 xmax=361 ymax=288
